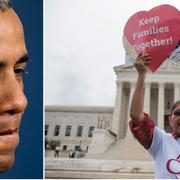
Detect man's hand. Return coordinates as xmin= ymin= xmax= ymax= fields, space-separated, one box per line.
xmin=134 ymin=53 xmax=151 ymax=74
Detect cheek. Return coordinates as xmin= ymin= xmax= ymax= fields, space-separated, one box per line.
xmin=17 ymin=77 xmax=24 ymax=90
xmin=171 ymin=118 xmax=179 ymax=128
xmin=169 ymin=117 xmax=175 ymax=127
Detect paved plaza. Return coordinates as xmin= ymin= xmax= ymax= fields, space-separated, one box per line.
xmin=45 ymin=158 xmax=154 ymax=179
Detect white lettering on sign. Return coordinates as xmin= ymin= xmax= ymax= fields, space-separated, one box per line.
xmin=130 ymin=15 xmax=174 ymax=53
xmin=133 ymin=26 xmax=169 ymax=40
xmin=133 ymin=36 xmax=173 ymax=51
xmin=139 ymin=16 xmax=160 ymax=27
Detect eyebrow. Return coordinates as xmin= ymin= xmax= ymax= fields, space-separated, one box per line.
xmin=16 ymin=53 xmax=29 ymax=64
xmin=0 ymin=53 xmax=29 ymax=68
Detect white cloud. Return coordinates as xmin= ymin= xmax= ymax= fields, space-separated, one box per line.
xmin=45 ymin=0 xmax=180 ymax=105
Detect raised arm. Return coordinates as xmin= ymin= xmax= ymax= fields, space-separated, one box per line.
xmin=130 ymin=53 xmax=151 ymax=126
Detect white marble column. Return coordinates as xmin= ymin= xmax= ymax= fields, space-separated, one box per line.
xmin=144 ymin=82 xmax=151 ymax=114
xmin=157 ymin=83 xmax=165 ymax=129
xmin=112 ymin=81 xmax=123 ymax=138
xmin=128 ymin=82 xmax=136 ymax=115
xmin=174 ymin=83 xmax=180 ymax=102
xmin=126 ymin=82 xmax=136 ymax=137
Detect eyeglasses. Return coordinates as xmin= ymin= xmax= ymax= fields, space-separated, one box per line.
xmin=173 ymin=109 xmax=180 ymax=116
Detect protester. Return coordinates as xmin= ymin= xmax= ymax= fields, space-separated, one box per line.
xmin=129 ymin=53 xmax=180 ymax=179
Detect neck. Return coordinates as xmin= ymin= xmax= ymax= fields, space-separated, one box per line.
xmin=172 ymin=131 xmax=179 ymax=138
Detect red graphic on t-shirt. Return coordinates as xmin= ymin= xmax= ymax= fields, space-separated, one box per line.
xmin=166 ymin=155 xmax=180 ymax=179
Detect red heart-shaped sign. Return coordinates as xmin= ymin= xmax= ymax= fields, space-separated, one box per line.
xmin=123 ymin=4 xmax=180 ymax=72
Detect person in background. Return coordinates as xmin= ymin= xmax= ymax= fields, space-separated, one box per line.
xmin=129 ymin=53 xmax=180 ymax=179
xmin=54 ymin=145 xmax=60 ymax=157
xmin=0 ymin=0 xmax=28 ymax=172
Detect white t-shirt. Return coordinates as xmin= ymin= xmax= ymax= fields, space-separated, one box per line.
xmin=55 ymin=146 xmax=60 ymax=151
xmin=148 ymin=127 xmax=180 ymax=179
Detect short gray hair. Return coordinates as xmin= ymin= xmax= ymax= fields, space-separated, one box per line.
xmin=0 ymin=0 xmax=11 ymax=11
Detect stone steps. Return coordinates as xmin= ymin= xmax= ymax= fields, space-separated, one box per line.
xmin=45 ymin=158 xmax=154 ymax=179
xmin=87 ymin=137 xmax=153 ymax=161
xmin=46 ymin=170 xmax=154 ymax=179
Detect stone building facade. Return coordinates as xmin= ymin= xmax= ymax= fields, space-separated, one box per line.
xmin=45 ymin=106 xmax=113 ymax=151
xmin=45 ymin=59 xmax=180 ymax=157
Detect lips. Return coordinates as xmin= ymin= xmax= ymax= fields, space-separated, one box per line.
xmin=0 ymin=114 xmax=23 ymax=172
xmin=0 ymin=128 xmax=19 ymax=152
xmin=0 ymin=131 xmax=18 ymax=172
xmin=0 ymin=114 xmax=21 ymax=151
xmin=0 ymin=128 xmax=18 ymax=136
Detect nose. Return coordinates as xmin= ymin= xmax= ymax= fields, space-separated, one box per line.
xmin=0 ymin=74 xmax=28 ymax=114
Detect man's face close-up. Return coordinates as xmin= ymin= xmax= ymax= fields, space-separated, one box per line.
xmin=0 ymin=8 xmax=28 ymax=172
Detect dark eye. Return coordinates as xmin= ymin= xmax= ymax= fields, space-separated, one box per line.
xmin=14 ymin=68 xmax=26 ymax=76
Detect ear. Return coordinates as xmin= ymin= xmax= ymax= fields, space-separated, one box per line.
xmin=168 ymin=115 xmax=173 ymax=127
